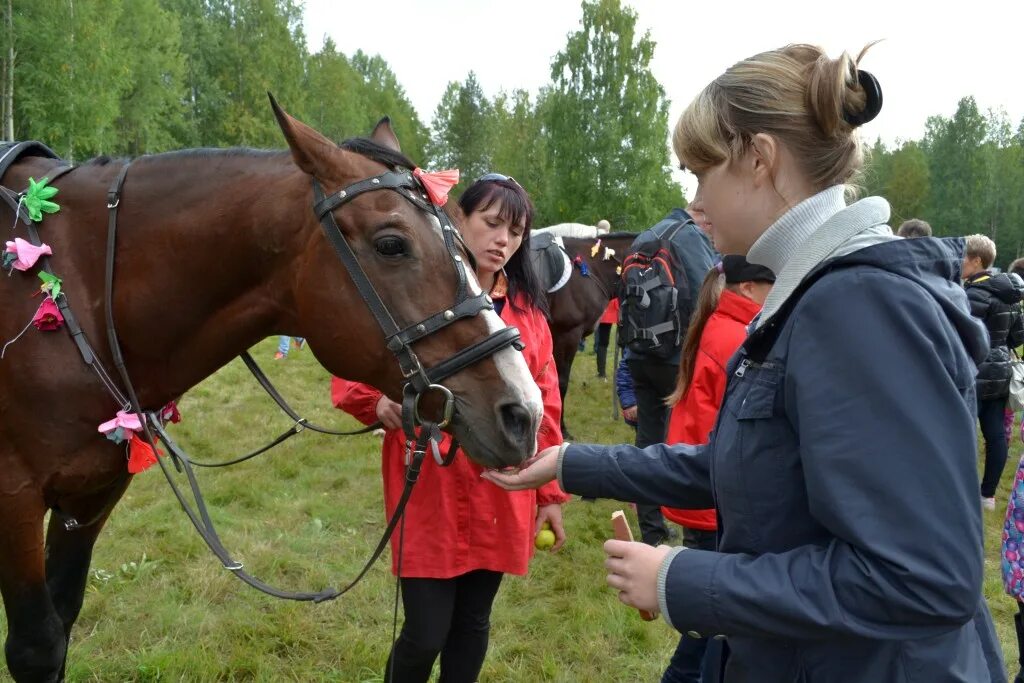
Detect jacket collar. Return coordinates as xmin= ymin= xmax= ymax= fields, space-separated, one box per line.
xmin=489 ymin=269 xmax=509 ymax=298
xmin=754 ymin=196 xmax=891 ymax=329
xmin=965 ymin=270 xmax=992 ymax=285
xmin=717 ymin=289 xmax=762 ymax=326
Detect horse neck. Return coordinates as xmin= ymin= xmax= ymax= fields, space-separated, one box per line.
xmin=111 ymin=151 xmax=308 ymax=405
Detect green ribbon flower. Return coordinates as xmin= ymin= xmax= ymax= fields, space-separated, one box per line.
xmin=23 ymin=177 xmax=60 ymax=222
xmin=38 ymin=271 xmax=62 ymax=300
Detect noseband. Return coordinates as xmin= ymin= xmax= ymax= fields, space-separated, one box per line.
xmin=311 ymin=168 xmax=523 ymax=440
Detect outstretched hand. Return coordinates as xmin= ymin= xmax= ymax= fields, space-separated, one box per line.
xmin=481 ymin=445 xmax=561 ymax=490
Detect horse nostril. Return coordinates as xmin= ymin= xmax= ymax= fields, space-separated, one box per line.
xmin=498 ymin=402 xmax=533 ymax=445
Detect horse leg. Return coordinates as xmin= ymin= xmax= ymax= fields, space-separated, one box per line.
xmin=554 ymin=328 xmax=584 ymax=441
xmin=0 ymin=490 xmax=66 ymax=683
xmin=44 ymin=477 xmax=130 ymax=680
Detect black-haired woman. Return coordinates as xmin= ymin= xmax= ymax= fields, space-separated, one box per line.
xmin=332 ymin=173 xmax=569 ymax=683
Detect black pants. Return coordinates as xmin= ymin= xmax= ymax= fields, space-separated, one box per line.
xmin=385 ymin=570 xmax=504 ymax=683
xmin=626 ymin=358 xmax=676 ymax=545
xmin=979 ymin=397 xmax=1009 ymax=497
xmin=662 ymin=528 xmax=717 ymax=683
xmin=594 ymin=323 xmax=613 ymax=377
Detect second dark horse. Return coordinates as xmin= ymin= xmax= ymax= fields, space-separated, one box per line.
xmin=538 ymin=233 xmax=635 ymax=439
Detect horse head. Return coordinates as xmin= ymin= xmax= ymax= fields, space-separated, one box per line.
xmin=270 ymin=98 xmax=541 ymax=468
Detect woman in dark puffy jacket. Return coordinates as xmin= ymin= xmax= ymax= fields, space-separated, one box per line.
xmin=962 ymin=233 xmax=1024 ymax=510
xmin=487 ymin=44 xmax=1007 ymax=682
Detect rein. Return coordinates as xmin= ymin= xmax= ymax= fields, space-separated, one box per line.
xmin=181 ymin=352 xmax=384 ymax=469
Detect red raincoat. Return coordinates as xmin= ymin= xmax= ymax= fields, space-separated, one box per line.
xmin=599 ymin=299 xmax=619 ymax=325
xmin=662 ymin=290 xmax=761 ymax=531
xmin=332 ymin=291 xmax=568 ymax=578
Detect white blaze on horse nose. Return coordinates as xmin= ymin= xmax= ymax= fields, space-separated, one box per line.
xmin=448 ymin=221 xmax=542 ymax=429
xmin=478 ymin=304 xmax=542 ymax=430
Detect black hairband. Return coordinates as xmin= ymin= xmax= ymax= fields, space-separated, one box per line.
xmin=720 ymin=255 xmax=776 ymax=284
xmin=843 ymin=69 xmax=883 ymax=127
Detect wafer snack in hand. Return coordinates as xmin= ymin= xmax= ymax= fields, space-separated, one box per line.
xmin=611 ymin=510 xmax=657 ymax=621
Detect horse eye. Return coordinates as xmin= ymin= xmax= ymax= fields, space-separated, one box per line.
xmin=375 ymin=236 xmax=406 ymax=257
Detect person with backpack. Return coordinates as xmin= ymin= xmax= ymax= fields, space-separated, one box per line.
xmin=484 ymin=43 xmax=1005 ymax=682
xmin=618 ymin=204 xmax=716 ymax=545
xmin=962 ymin=234 xmax=1024 ymax=510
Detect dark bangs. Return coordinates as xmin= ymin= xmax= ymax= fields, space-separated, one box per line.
xmin=458 ymin=177 xmax=548 ymax=318
xmin=458 ymin=179 xmax=534 ymax=229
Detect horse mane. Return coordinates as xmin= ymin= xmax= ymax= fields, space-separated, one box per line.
xmin=79 ymin=148 xmax=288 ymax=167
xmin=80 ymin=155 xmax=120 ymax=167
xmin=75 ymin=141 xmax=413 ymax=173
xmin=338 ymin=137 xmax=416 ymax=171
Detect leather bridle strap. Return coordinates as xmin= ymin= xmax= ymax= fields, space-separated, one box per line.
xmin=311 ymin=173 xmax=522 ymax=404
xmin=147 ymin=412 xmax=434 ymax=602
xmin=238 ymin=351 xmax=382 ymax=436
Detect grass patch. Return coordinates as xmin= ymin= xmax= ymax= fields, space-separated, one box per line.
xmin=0 ymin=337 xmax=1020 ymax=680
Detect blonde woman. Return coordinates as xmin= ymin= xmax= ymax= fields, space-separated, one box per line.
xmin=485 ymin=44 xmax=1002 ymax=681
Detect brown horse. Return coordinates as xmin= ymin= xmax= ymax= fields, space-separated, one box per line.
xmin=543 ymin=233 xmax=635 ymax=438
xmin=0 ymin=101 xmax=542 ymax=682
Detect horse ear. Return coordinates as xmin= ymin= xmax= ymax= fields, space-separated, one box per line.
xmin=370 ymin=117 xmax=402 ymax=153
xmin=269 ymin=92 xmax=336 ymax=177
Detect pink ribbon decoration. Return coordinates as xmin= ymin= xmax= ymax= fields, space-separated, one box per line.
xmin=5 ymin=238 xmax=52 ymax=271
xmin=31 ymin=297 xmax=64 ymax=331
xmin=413 ymin=168 xmax=460 ymax=207
xmin=98 ymin=410 xmax=144 ymax=437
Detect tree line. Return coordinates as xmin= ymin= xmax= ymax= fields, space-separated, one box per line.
xmin=864 ymin=98 xmax=1024 ymax=268
xmin=3 ymin=0 xmax=1022 ymax=251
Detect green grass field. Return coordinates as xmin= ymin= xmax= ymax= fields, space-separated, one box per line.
xmin=0 ymin=336 xmax=1021 ymax=681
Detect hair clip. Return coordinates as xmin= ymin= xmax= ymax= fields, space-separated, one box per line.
xmin=843 ymin=69 xmax=883 ymax=127
xmin=715 ymin=260 xmax=725 ymax=274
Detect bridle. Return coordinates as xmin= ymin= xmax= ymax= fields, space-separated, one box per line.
xmin=93 ymin=159 xmax=527 ymax=602
xmin=310 ymin=168 xmax=524 ymax=442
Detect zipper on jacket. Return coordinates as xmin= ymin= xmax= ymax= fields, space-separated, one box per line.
xmin=735 ymin=359 xmax=751 ymax=378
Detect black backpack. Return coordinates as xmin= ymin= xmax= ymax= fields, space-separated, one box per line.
xmin=618 ymin=221 xmax=693 ymax=359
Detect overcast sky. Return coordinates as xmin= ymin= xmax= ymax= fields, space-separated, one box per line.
xmin=302 ymin=0 xmax=1023 ymax=199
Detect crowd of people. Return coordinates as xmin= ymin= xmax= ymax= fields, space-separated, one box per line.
xmin=312 ymin=41 xmax=1024 ymax=683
